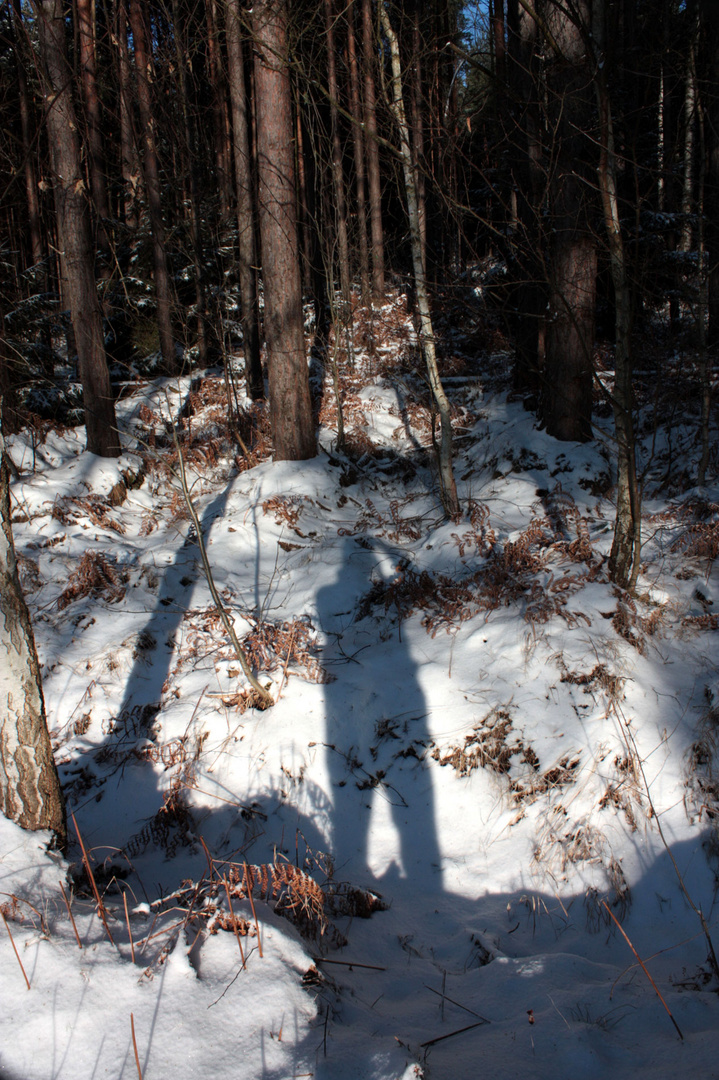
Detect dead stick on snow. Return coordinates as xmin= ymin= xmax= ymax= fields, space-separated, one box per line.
xmin=420 ymin=1020 xmax=488 ymax=1048
xmin=1 ymin=911 xmax=30 ymax=990
xmin=59 ymin=881 xmax=82 ymax=949
xmin=71 ymin=814 xmax=115 ymax=946
xmin=602 ymin=901 xmax=683 ymax=1040
xmin=130 ymin=1013 xmax=143 ymax=1080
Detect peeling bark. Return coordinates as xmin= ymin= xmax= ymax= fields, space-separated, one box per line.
xmin=0 ymin=447 xmax=65 ymax=848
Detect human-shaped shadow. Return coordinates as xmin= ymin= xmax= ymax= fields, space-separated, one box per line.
xmin=316 ymin=537 xmax=442 ymax=895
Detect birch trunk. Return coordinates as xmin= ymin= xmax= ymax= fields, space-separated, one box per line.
xmin=0 ymin=445 xmax=66 ymax=848
xmin=380 ymin=5 xmax=459 ymax=519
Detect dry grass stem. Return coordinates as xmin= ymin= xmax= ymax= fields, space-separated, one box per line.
xmin=1 ymin=911 xmax=30 ymax=990
xmin=243 ymin=863 xmax=264 ymax=958
xmin=602 ymin=901 xmax=683 ymax=1040
xmin=130 ymin=1013 xmax=143 ymax=1080
xmin=59 ymin=882 xmax=82 ymax=949
xmin=123 ymin=891 xmax=135 ymax=963
xmin=72 ymin=814 xmax=115 ymax=946
xmin=223 ymin=875 xmax=246 ymax=969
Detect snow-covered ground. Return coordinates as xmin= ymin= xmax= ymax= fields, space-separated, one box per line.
xmin=2 ymin=305 xmax=719 ymax=1079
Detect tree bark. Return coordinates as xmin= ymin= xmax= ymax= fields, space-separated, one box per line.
xmin=31 ymin=0 xmax=120 ymax=458
xmin=253 ymin=0 xmax=315 ymax=461
xmin=76 ymin=0 xmax=110 ymax=260
xmin=380 ymin=5 xmax=459 ymax=519
xmin=13 ymin=0 xmax=45 ymax=272
xmin=324 ymin=0 xmax=351 ymax=306
xmin=0 ymin=443 xmax=66 ymax=849
xmin=361 ymin=0 xmax=385 ymax=301
xmin=206 ymin=0 xmax=233 ymax=221
xmin=172 ymin=0 xmax=209 ymax=366
xmin=114 ymin=0 xmax=140 ymax=229
xmin=506 ymin=0 xmax=546 ymax=400
xmin=596 ymin=52 xmax=641 ymax=589
xmin=347 ymin=0 xmax=370 ymax=303
xmin=701 ymin=0 xmax=719 ymax=343
xmin=225 ymin=0 xmax=263 ymax=398
xmin=128 ymin=0 xmax=177 ymax=372
xmin=540 ymin=0 xmax=596 ymax=443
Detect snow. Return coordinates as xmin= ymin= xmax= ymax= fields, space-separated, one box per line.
xmin=2 ymin=331 xmax=718 ymax=1080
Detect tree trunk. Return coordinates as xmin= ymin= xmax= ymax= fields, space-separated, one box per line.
xmin=172 ymin=0 xmax=209 ymax=366
xmin=76 ymin=0 xmax=110 ymax=261
xmin=114 ymin=0 xmax=140 ymax=229
xmin=596 ymin=56 xmax=641 ymax=589
xmin=31 ymin=0 xmax=120 ymax=458
xmin=347 ymin=0 xmax=370 ymax=303
xmin=13 ymin=0 xmax=45 ymax=273
xmin=206 ymin=0 xmax=233 ymax=221
xmin=0 ymin=445 xmax=66 ymax=849
xmin=701 ymin=0 xmax=719 ymax=344
xmin=128 ymin=0 xmax=177 ymax=372
xmin=540 ymin=0 xmax=596 ymax=443
xmin=253 ymin=0 xmax=315 ymax=461
xmin=506 ymin=0 xmax=546 ymax=401
xmin=324 ymin=0 xmax=351 ymax=306
xmin=361 ymin=0 xmax=385 ymax=301
xmin=225 ymin=0 xmax=263 ymax=398
xmin=380 ymin=5 xmax=459 ymax=519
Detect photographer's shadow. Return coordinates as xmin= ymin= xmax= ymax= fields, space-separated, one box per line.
xmin=316 ymin=537 xmax=442 ymax=897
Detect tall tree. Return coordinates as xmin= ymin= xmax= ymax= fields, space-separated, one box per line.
xmin=253 ymin=0 xmax=315 ymax=460
xmin=540 ymin=0 xmax=596 ymax=443
xmin=0 ymin=437 xmax=66 ymax=849
xmin=30 ymin=0 xmax=120 ymax=458
xmin=380 ymin=4 xmax=460 ymax=518
xmin=225 ymin=0 xmax=263 ymax=398
xmin=128 ymin=0 xmax=177 ymax=372
xmin=361 ymin=0 xmax=385 ymax=301
xmin=347 ymin=0 xmax=370 ymax=302
xmin=77 ymin=0 xmax=110 ymax=262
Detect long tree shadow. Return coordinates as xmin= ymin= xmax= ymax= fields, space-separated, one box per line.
xmin=316 ymin=536 xmax=442 ymax=896
xmin=65 ymin=475 xmax=236 ymax=866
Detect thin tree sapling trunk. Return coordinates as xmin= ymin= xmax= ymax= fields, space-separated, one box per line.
xmin=380 ymin=5 xmax=459 ymax=519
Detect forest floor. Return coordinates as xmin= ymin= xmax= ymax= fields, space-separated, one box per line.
xmin=2 ymin=289 xmax=719 ymax=1079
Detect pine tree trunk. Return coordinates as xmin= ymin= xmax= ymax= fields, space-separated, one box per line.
xmin=701 ymin=0 xmax=719 ymax=344
xmin=324 ymin=0 xmax=351 ymax=306
xmin=0 ymin=447 xmax=66 ymax=848
xmin=31 ymin=0 xmax=120 ymax=458
xmin=540 ymin=0 xmax=596 ymax=443
xmin=128 ymin=0 xmax=177 ymax=373
xmin=380 ymin=5 xmax=459 ymax=519
xmin=506 ymin=0 xmax=545 ymax=400
xmin=226 ymin=0 xmax=263 ymax=398
xmin=172 ymin=0 xmax=209 ymax=366
xmin=13 ymin=0 xmax=45 ymax=272
xmin=77 ymin=0 xmax=110 ymax=261
xmin=596 ymin=59 xmax=641 ymax=589
xmin=206 ymin=0 xmax=233 ymax=221
xmin=253 ymin=0 xmax=315 ymax=460
xmin=347 ymin=0 xmax=370 ymax=303
xmin=114 ymin=0 xmax=140 ymax=229
xmin=361 ymin=0 xmax=385 ymax=301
